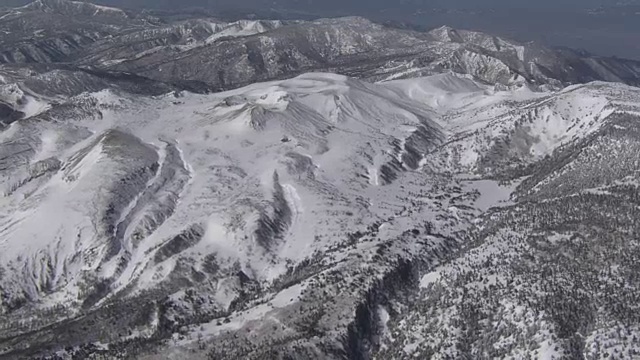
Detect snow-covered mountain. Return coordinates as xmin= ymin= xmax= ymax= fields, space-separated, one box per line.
xmin=19 ymin=0 xmax=129 ymax=18
xmin=0 ymin=69 xmax=639 ymax=359
xmin=3 ymin=0 xmax=640 ymax=89
xmin=1 ymin=1 xmax=640 ymax=359
xmin=89 ymin=18 xmax=640 ymax=91
xmin=0 ymin=72 xmax=445 ymax=311
xmin=0 ymin=0 xmax=149 ymax=64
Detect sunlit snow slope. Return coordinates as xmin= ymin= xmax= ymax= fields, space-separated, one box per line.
xmin=1 ymin=71 xmax=638 ymax=311
xmin=1 ymin=71 xmax=640 ymax=359
xmin=0 ymin=72 xmax=449 ymax=311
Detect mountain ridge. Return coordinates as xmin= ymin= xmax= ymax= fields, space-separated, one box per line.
xmin=2 ymin=0 xmax=640 ymax=91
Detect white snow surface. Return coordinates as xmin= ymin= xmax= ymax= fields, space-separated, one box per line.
xmin=0 ymin=72 xmax=445 ymax=308
xmin=204 ymin=20 xmax=284 ymax=44
xmin=1 ymin=72 xmax=639 ymax=313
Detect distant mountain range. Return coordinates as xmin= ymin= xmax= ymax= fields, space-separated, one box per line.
xmin=2 ymin=0 xmax=640 ymax=92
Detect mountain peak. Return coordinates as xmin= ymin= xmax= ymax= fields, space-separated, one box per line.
xmin=312 ymin=16 xmax=377 ymax=27
xmin=428 ymin=25 xmax=465 ymax=43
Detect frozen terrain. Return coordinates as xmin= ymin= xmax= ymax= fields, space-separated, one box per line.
xmin=1 ymin=1 xmax=640 ymax=358
xmin=0 ymin=69 xmax=638 ymax=359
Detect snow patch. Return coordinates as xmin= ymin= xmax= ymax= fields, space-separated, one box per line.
xmin=420 ymin=271 xmax=441 ymax=288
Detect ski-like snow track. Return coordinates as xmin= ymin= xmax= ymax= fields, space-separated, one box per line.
xmin=111 ymin=143 xmax=167 ymax=254
xmin=109 ymin=139 xmax=193 ymax=293
xmin=279 ymin=183 xmax=305 ymax=258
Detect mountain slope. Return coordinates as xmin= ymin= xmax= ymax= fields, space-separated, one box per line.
xmin=1 ymin=1 xmax=640 ymax=359
xmin=381 ymin=107 xmax=640 ymax=360
xmin=0 ymin=72 xmax=446 ymax=315
xmin=0 ymin=72 xmax=639 ymax=359
xmin=0 ymin=0 xmax=150 ymax=64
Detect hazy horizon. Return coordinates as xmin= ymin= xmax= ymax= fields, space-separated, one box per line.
xmin=3 ymin=0 xmax=640 ymax=60
xmin=5 ymin=0 xmax=636 ymax=9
